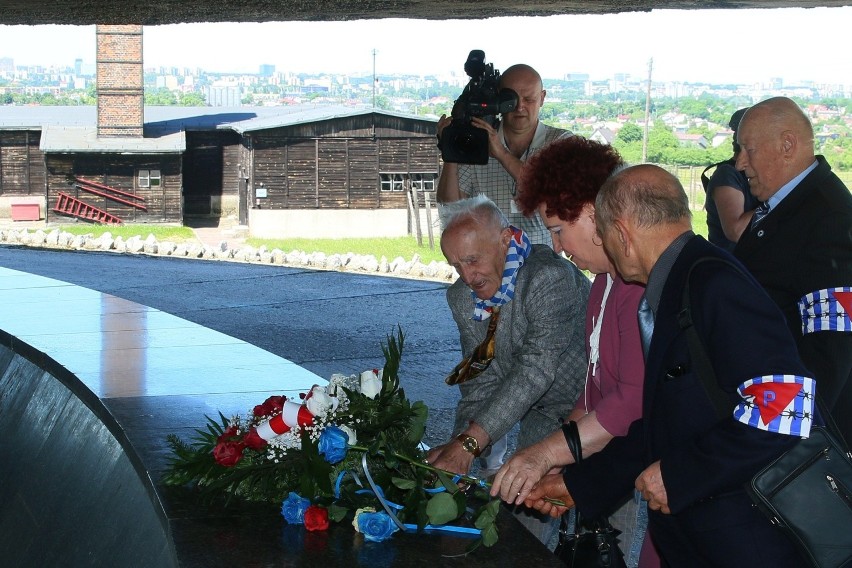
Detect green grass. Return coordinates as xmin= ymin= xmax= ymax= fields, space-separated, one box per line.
xmin=58 ymin=224 xmax=197 ymax=242
xmin=244 ymin=236 xmax=447 ymax=264
xmin=691 ymin=208 xmax=709 ymax=239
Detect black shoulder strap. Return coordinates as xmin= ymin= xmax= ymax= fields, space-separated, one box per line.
xmin=700 ymin=158 xmax=736 ymax=192
xmin=677 ymin=256 xmax=749 ymax=419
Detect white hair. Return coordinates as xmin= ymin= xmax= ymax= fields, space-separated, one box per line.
xmin=438 ymin=194 xmax=509 ymax=232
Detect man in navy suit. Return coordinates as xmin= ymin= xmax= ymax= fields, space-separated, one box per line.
xmin=734 ymin=96 xmax=852 ymax=444
xmin=522 ymin=165 xmax=814 ymax=567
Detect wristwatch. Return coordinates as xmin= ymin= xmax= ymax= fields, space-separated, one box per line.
xmin=455 ymin=433 xmax=482 ymax=457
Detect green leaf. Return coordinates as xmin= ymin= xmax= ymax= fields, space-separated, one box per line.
xmin=426 ymin=492 xmax=460 ymax=525
xmin=435 ymin=470 xmax=459 ymax=494
xmin=407 ymin=401 xmax=428 ymax=444
xmin=480 ymin=523 xmax=499 ymax=547
xmin=392 ymin=477 xmax=417 ymax=490
xmin=328 ymin=503 xmax=349 ymax=523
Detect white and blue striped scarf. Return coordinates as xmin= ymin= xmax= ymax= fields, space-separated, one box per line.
xmin=471 ymin=226 xmax=531 ymax=321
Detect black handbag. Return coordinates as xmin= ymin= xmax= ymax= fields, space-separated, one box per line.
xmin=554 ymin=420 xmax=626 ymax=568
xmin=679 ymin=257 xmax=852 ymax=568
xmin=749 ymin=425 xmax=852 ymax=568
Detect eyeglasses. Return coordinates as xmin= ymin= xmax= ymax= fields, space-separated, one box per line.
xmin=445 ymin=307 xmax=500 ymax=386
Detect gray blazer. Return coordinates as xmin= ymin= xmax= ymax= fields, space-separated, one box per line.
xmin=447 ymin=244 xmax=590 ymax=451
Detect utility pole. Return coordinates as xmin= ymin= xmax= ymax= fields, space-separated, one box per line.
xmin=372 ymin=49 xmax=377 ymax=108
xmin=642 ymin=58 xmax=653 ymax=163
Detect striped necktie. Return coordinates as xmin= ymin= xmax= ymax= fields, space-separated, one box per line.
xmin=638 ymin=296 xmax=655 ymax=360
xmin=751 ymin=202 xmax=770 ymax=229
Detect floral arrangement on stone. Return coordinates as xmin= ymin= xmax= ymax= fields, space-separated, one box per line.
xmin=163 ymin=328 xmax=500 ymax=547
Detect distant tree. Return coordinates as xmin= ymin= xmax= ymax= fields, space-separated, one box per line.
xmin=145 ymin=88 xmax=178 ymax=105
xmin=179 ymin=92 xmax=206 ymax=106
xmin=645 ymin=121 xmax=680 ymax=163
xmin=612 ymin=139 xmax=643 ymax=164
xmin=617 ymin=123 xmax=643 ymax=144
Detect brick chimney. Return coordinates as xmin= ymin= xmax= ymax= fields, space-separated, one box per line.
xmin=96 ymin=24 xmax=144 ymax=138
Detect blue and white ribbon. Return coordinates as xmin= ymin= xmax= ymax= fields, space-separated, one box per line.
xmin=472 ymin=226 xmax=531 ymax=321
xmin=355 ymin=453 xmax=485 ymax=537
xmin=798 ymin=287 xmax=852 ymax=334
xmin=733 ymin=374 xmax=815 ymax=438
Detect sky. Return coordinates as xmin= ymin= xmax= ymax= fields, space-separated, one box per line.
xmin=1 ymin=7 xmax=852 ymax=85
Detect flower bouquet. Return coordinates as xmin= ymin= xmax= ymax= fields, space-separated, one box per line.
xmin=163 ymin=327 xmax=500 ymax=547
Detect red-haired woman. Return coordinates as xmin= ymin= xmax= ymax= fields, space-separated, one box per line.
xmin=490 ymin=136 xmax=658 ymax=567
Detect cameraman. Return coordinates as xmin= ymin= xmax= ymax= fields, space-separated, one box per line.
xmin=436 ymin=64 xmax=572 ymax=246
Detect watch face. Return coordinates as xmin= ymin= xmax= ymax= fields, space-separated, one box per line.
xmin=461 ymin=436 xmax=478 ymax=453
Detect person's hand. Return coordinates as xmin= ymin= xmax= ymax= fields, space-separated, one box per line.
xmin=470 ymin=116 xmax=503 ymax=159
xmin=436 ymin=114 xmax=453 ymax=141
xmin=426 ymin=440 xmax=474 ymax=476
xmin=523 ymin=473 xmax=574 ymax=518
xmin=490 ymin=445 xmax=553 ymax=505
xmin=635 ymin=460 xmax=670 ymax=514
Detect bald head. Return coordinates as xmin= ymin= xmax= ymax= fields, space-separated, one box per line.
xmin=735 ymin=97 xmax=816 ymax=201
xmin=741 ymin=97 xmax=814 ymax=143
xmin=593 ymin=165 xmax=692 ymax=284
xmin=498 ymin=64 xmax=545 ymax=136
xmin=595 ymin=164 xmax=692 ymax=234
xmin=499 ymin=64 xmax=543 ymax=91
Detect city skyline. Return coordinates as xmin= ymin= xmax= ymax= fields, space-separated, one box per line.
xmin=2 ymin=7 xmax=852 ymax=86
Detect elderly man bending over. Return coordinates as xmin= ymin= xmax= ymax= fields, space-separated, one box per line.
xmin=428 ymin=194 xmax=589 ymax=547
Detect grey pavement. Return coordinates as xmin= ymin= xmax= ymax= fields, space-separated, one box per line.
xmin=0 ymin=241 xmax=519 ymax=458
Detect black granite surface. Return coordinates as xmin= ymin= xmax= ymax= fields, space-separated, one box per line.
xmin=0 ymin=265 xmax=564 ymax=567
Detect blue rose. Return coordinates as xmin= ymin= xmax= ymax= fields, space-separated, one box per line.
xmin=281 ymin=491 xmax=311 ymax=524
xmin=317 ymin=425 xmax=349 ymax=464
xmin=355 ymin=511 xmax=399 ymax=543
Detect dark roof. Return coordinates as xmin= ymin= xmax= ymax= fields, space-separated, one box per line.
xmin=0 ymin=104 xmax=437 ymax=153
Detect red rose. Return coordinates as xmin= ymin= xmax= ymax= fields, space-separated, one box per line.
xmin=254 ymin=395 xmax=287 ymax=417
xmin=217 ymin=424 xmax=239 ymax=443
xmin=243 ymin=427 xmax=267 ymax=451
xmin=303 ymin=505 xmax=329 ymax=532
xmin=213 ymin=441 xmax=245 ymax=467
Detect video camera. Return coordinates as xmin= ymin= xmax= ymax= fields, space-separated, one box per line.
xmin=439 ymin=50 xmax=519 ymax=165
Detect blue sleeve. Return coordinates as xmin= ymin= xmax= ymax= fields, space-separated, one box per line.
xmin=660 ymin=261 xmax=809 ymax=513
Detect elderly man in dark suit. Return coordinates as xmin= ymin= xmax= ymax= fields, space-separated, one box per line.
xmin=427 ymin=194 xmax=589 ymax=546
xmin=734 ymin=96 xmax=852 ymax=444
xmin=522 ymin=165 xmax=814 ymax=567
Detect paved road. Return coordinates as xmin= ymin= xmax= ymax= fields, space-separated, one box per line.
xmin=0 ymin=243 xmax=478 ymax=449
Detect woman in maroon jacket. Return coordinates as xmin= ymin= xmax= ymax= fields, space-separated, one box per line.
xmin=489 ymin=136 xmax=658 ymax=567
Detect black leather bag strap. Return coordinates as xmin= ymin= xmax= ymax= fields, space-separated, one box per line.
xmin=560 ymin=420 xmax=584 ymax=533
xmin=676 ymin=256 xmax=741 ymax=419
xmin=562 ymin=419 xmax=583 ymax=464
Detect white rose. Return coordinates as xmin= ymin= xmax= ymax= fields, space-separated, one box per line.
xmin=352 ymin=507 xmax=376 ymax=531
xmin=305 ymin=385 xmax=338 ymax=416
xmin=339 ymin=424 xmax=357 ymax=446
xmin=360 ymin=369 xmax=383 ymax=399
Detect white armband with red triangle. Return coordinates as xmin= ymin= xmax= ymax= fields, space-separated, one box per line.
xmin=733 ymin=375 xmax=815 ymax=438
xmin=798 ymin=287 xmax=852 ymax=334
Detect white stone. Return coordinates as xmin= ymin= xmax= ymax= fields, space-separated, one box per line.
xmin=362 ymin=255 xmax=379 ymax=272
